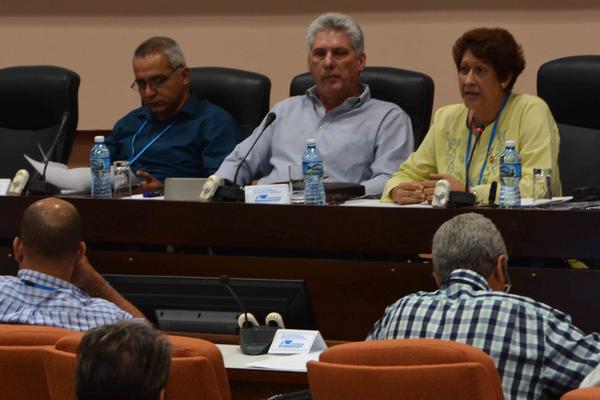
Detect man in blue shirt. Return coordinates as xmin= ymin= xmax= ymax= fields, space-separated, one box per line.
xmin=368 ymin=213 xmax=600 ymax=400
xmin=107 ymin=36 xmax=239 ymax=191
xmin=0 ymin=197 xmax=144 ymax=331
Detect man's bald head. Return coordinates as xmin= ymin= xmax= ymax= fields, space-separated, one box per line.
xmin=19 ymin=198 xmax=82 ymax=263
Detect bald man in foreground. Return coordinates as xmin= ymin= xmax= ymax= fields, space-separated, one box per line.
xmin=0 ymin=197 xmax=144 ymax=331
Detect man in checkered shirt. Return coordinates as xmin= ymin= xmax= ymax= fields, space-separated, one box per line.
xmin=368 ymin=212 xmax=600 ymax=400
xmin=0 ymin=197 xmax=144 ymax=331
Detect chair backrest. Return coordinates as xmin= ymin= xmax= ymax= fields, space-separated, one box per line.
xmin=51 ymin=332 xmax=230 ymax=400
xmin=0 ymin=323 xmax=75 ymax=345
xmin=189 ymin=67 xmax=271 ymax=142
xmin=561 ymin=387 xmax=600 ymax=400
xmin=289 ymin=66 xmax=434 ymax=148
xmin=311 ymin=339 xmax=503 ymax=400
xmin=537 ymin=56 xmax=600 ymax=195
xmin=0 ymin=65 xmax=79 ymax=178
xmin=0 ymin=345 xmax=52 ymax=400
xmin=308 ymin=360 xmax=497 ymax=400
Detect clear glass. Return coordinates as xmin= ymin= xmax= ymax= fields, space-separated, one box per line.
xmin=289 ymin=164 xmax=305 ymax=204
xmin=533 ymin=168 xmax=552 ymax=204
xmin=113 ymin=161 xmax=132 ymax=198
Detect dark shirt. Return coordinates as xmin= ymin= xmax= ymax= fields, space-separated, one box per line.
xmin=107 ymin=95 xmax=239 ymax=182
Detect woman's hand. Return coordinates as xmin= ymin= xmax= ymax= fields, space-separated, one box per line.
xmin=391 ymin=182 xmax=426 ymax=204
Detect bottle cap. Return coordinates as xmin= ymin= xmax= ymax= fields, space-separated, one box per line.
xmin=306 ymin=138 xmax=316 ymax=145
xmin=505 ymin=140 xmax=515 ymax=147
xmin=94 ymin=135 xmax=105 ymax=143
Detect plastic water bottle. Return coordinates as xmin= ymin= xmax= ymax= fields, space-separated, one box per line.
xmin=499 ymin=140 xmax=521 ymax=208
xmin=90 ymin=136 xmax=112 ymax=199
xmin=302 ymin=139 xmax=326 ymax=205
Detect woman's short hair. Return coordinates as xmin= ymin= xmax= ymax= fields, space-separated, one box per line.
xmin=452 ymin=27 xmax=525 ymax=91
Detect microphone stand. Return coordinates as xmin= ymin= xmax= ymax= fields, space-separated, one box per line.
xmin=447 ymin=124 xmax=484 ymax=207
xmin=27 ymin=111 xmax=71 ymax=195
xmin=212 ymin=112 xmax=277 ymax=202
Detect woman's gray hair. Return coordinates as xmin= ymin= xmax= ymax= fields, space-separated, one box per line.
xmin=133 ymin=36 xmax=186 ymax=69
xmin=432 ymin=213 xmax=507 ymax=282
xmin=306 ymin=12 xmax=364 ymax=55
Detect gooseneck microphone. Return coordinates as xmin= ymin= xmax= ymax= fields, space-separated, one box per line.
xmin=27 ymin=111 xmax=71 ymax=195
xmin=220 ymin=275 xmax=253 ymax=328
xmin=233 ymin=112 xmax=277 ymax=186
xmin=465 ymin=124 xmax=485 ymax=192
xmin=219 ymin=274 xmax=279 ymax=355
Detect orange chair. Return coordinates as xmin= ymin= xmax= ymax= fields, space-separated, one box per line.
xmin=0 ymin=345 xmax=53 ymax=400
xmin=0 ymin=323 xmax=75 ymax=345
xmin=43 ymin=332 xmax=230 ymax=400
xmin=0 ymin=324 xmax=77 ymax=400
xmin=562 ymin=388 xmax=600 ymax=399
xmin=307 ymin=339 xmax=504 ymax=400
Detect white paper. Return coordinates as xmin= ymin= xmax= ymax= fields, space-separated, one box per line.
xmin=268 ymin=329 xmax=327 ymax=355
xmin=25 ymin=155 xmax=92 ymax=190
xmin=581 ymin=363 xmax=600 ymax=388
xmin=520 ymin=196 xmax=572 ymax=207
xmin=0 ymin=179 xmax=10 ymax=196
xmin=245 ymin=351 xmax=322 ymax=372
xmin=25 ymin=155 xmax=140 ymax=191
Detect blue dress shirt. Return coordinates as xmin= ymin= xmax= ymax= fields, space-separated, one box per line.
xmin=107 ymin=95 xmax=239 ymax=182
xmin=0 ymin=269 xmax=133 ymax=332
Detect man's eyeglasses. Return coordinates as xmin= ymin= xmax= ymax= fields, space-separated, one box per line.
xmin=130 ymin=66 xmax=183 ymax=92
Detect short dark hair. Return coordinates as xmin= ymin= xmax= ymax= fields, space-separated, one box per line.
xmin=452 ymin=27 xmax=525 ymax=91
xmin=19 ymin=198 xmax=82 ymax=262
xmin=76 ymin=321 xmax=172 ymax=400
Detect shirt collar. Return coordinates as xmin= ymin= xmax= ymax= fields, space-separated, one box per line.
xmin=137 ymin=92 xmax=201 ymax=122
xmin=17 ymin=269 xmax=87 ymax=296
xmin=306 ymin=83 xmax=371 ymax=111
xmin=440 ymin=269 xmax=492 ymax=292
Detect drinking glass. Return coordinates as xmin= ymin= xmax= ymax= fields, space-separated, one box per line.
xmin=113 ymin=161 xmax=132 ymax=198
xmin=533 ymin=168 xmax=552 ymax=204
xmin=289 ymin=164 xmax=305 ymax=204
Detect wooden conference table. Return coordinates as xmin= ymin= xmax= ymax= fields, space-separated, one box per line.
xmin=1 ymin=196 xmax=600 ymax=340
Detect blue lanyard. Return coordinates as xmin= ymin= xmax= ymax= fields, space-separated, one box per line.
xmin=464 ymin=93 xmax=510 ymax=187
xmin=129 ymin=119 xmax=175 ymax=165
xmin=21 ymin=279 xmax=57 ymax=291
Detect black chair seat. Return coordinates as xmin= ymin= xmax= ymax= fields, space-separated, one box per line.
xmin=190 ymin=67 xmax=271 ymax=142
xmin=537 ymin=55 xmax=600 ymax=195
xmin=0 ymin=65 xmax=79 ymax=178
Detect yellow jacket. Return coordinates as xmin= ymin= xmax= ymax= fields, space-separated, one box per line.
xmin=382 ymin=93 xmax=561 ymax=203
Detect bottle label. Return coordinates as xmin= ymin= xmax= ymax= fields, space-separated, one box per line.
xmin=302 ymin=161 xmax=323 ymax=176
xmin=91 ymin=158 xmax=110 ymax=171
xmin=500 ymin=163 xmax=521 ymax=178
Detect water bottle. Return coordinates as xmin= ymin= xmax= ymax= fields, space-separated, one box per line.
xmin=90 ymin=136 xmax=112 ymax=199
xmin=499 ymin=140 xmax=521 ymax=208
xmin=302 ymin=139 xmax=326 ymax=205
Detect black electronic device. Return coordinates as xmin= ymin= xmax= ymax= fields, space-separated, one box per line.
xmin=572 ymin=186 xmax=600 ymax=202
xmin=104 ymin=274 xmax=316 ymax=336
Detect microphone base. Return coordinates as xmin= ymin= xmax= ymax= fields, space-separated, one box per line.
xmin=240 ymin=326 xmax=278 ymax=355
xmin=26 ymin=180 xmax=60 ymax=196
xmin=212 ymin=180 xmax=245 ymax=202
xmin=447 ymin=191 xmax=476 ymax=208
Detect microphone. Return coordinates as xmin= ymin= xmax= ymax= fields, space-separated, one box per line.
xmin=488 ymin=181 xmax=498 ymax=206
xmin=27 ymin=111 xmax=71 ymax=195
xmin=7 ymin=169 xmax=30 ymax=196
xmin=465 ymin=124 xmax=485 ymax=192
xmin=233 ymin=112 xmax=277 ymax=186
xmin=220 ymin=275 xmax=278 ymax=355
xmin=202 ymin=112 xmax=277 ymax=202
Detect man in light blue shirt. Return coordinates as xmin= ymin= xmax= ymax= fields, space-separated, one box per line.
xmin=0 ymin=197 xmax=144 ymax=331
xmin=215 ymin=12 xmax=413 ymax=196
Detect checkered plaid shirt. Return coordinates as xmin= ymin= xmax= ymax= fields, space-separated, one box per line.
xmin=368 ymin=269 xmax=600 ymax=400
xmin=0 ymin=269 xmax=133 ymax=332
